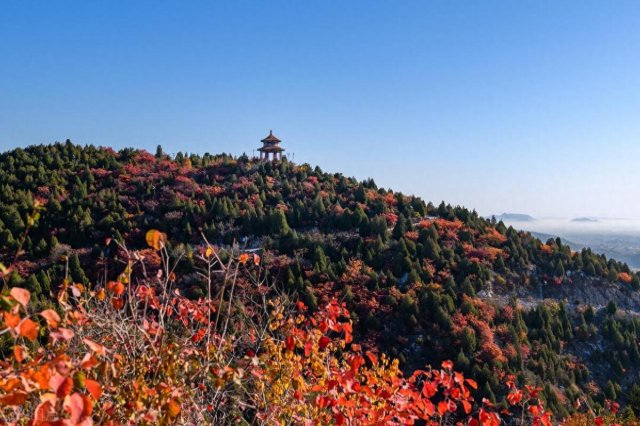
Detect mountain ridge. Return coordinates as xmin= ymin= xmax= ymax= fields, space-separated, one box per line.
xmin=2 ymin=141 xmax=640 ymax=419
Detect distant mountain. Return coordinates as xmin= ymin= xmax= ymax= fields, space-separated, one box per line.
xmin=495 ymin=212 xmax=535 ymax=222
xmin=529 ymin=231 xmax=583 ymax=248
xmin=572 ymin=217 xmax=599 ymax=223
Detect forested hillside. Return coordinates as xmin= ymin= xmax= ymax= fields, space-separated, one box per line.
xmin=1 ymin=141 xmax=640 ymax=423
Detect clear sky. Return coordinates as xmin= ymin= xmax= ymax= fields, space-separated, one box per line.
xmin=1 ymin=1 xmax=640 ymax=219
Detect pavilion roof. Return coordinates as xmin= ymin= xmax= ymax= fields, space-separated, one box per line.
xmin=261 ymin=130 xmax=281 ymax=143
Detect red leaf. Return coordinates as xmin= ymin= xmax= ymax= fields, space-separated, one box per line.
xmin=422 ymin=381 xmax=437 ymax=398
xmin=285 ymin=336 xmax=295 ymax=352
xmin=365 ymin=351 xmax=378 ymax=366
xmin=33 ymin=400 xmax=55 ymax=422
xmin=319 ymin=335 xmax=331 ymax=350
xmin=64 ymin=392 xmax=85 ymax=424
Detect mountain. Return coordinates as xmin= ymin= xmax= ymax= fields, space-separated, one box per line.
xmin=495 ymin=213 xmax=535 ymax=222
xmin=572 ymin=217 xmax=599 ymax=223
xmin=2 ymin=141 xmax=640 ymax=422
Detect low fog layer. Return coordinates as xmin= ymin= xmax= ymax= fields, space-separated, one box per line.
xmin=501 ymin=217 xmax=640 ymax=237
xmin=496 ymin=216 xmax=640 ymax=270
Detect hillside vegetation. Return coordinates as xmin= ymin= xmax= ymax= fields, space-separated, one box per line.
xmin=1 ymin=141 xmax=640 ymax=424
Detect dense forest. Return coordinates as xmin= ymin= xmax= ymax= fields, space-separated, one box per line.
xmin=1 ymin=141 xmax=640 ymax=424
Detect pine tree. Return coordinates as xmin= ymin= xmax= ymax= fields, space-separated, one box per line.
xmin=69 ymin=253 xmax=89 ymax=285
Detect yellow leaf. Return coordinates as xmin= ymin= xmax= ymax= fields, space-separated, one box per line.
xmin=145 ymin=229 xmax=166 ymax=250
xmin=96 ymin=288 xmax=106 ymax=301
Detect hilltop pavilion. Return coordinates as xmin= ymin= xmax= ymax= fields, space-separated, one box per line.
xmin=258 ymin=130 xmax=285 ymax=161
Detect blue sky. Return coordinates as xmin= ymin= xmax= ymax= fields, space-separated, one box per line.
xmin=1 ymin=1 xmax=640 ymax=219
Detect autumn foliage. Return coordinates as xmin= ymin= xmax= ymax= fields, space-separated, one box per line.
xmin=0 ymin=231 xmax=556 ymax=425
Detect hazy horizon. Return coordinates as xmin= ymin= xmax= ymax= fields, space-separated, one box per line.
xmin=2 ymin=1 xmax=639 ymax=219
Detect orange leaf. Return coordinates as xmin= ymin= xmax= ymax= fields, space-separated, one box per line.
xmin=50 ymin=375 xmax=73 ymax=398
xmin=10 ymin=287 xmax=30 ymax=308
xmin=437 ymin=401 xmax=448 ymax=416
xmin=462 ymin=400 xmax=472 ymax=414
xmin=0 ymin=392 xmax=27 ymax=406
xmin=85 ymin=379 xmax=102 ymax=399
xmin=145 ymin=229 xmax=166 ymax=250
xmin=167 ymin=399 xmax=181 ymax=418
xmin=4 ymin=311 xmax=20 ymax=328
xmin=39 ymin=309 xmax=61 ymax=328
xmin=81 ymin=393 xmax=93 ymax=417
xmin=507 ymin=390 xmax=523 ymax=406
xmin=529 ymin=405 xmax=541 ymax=416
xmin=81 ymin=353 xmax=99 ymax=370
xmin=107 ymin=281 xmax=125 ymax=296
xmin=253 ymin=254 xmax=261 ymax=265
xmin=239 ymin=253 xmax=249 ymax=264
xmin=17 ymin=317 xmax=38 ymax=341
xmin=13 ymin=345 xmax=26 ymax=362
xmin=83 ymin=339 xmax=107 ymax=356
xmin=466 ymin=378 xmax=478 ymax=390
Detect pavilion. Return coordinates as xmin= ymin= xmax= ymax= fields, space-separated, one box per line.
xmin=257 ymin=130 xmax=285 ymax=161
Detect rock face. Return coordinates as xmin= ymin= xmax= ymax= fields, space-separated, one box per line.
xmin=542 ymin=274 xmax=640 ymax=312
xmin=491 ymin=269 xmax=640 ymax=314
